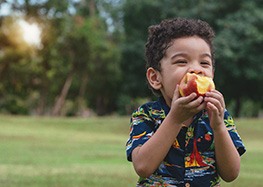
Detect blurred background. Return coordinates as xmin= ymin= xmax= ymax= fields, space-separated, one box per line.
xmin=0 ymin=0 xmax=262 ymax=118
xmin=0 ymin=1 xmax=262 ymax=187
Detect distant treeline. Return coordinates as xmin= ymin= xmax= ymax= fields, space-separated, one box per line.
xmin=0 ymin=0 xmax=262 ymax=117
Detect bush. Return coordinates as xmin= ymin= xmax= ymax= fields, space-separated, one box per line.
xmin=240 ymin=99 xmax=261 ymax=117
xmin=117 ymin=95 xmax=150 ymax=115
xmin=0 ymin=96 xmax=29 ymax=115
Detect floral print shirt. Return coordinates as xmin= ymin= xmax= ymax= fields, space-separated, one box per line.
xmin=126 ymin=97 xmax=246 ymax=187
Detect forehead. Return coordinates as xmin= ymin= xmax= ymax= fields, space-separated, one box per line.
xmin=164 ymin=36 xmax=211 ymax=57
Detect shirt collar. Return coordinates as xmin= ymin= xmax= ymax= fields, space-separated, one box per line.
xmin=158 ymin=96 xmax=170 ymax=116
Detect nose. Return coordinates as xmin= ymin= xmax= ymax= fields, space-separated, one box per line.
xmin=188 ymin=63 xmax=204 ymax=75
xmin=189 ymin=69 xmax=203 ymax=75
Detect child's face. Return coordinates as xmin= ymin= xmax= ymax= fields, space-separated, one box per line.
xmin=159 ymin=36 xmax=214 ymax=106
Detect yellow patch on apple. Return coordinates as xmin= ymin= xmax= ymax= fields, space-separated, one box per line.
xmin=179 ymin=73 xmax=215 ymax=97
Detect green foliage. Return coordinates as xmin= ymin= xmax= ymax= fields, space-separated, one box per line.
xmin=0 ymin=0 xmax=262 ymax=116
xmin=227 ymin=99 xmax=262 ymax=118
xmin=215 ymin=3 xmax=263 ymax=82
xmin=72 ymin=16 xmax=122 ymax=115
xmin=120 ymin=0 xmax=263 ymax=116
xmin=121 ymin=0 xmax=168 ymax=97
xmin=0 ymin=96 xmax=29 ymax=114
xmin=117 ymin=94 xmax=150 ymax=115
xmin=213 ymin=1 xmax=263 ymax=116
xmin=0 ymin=0 xmax=122 ymax=116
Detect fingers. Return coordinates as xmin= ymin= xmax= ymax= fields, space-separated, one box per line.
xmin=206 ymin=101 xmax=219 ymax=114
xmin=205 ymin=90 xmax=225 ymax=108
xmin=179 ymin=93 xmax=206 ymax=113
xmin=180 ymin=92 xmax=197 ymax=103
xmin=173 ymin=84 xmax=181 ymax=100
xmin=204 ymin=90 xmax=226 ymax=129
xmin=188 ymin=95 xmax=205 ymax=108
xmin=205 ymin=90 xmax=225 ymax=115
xmin=173 ymin=86 xmax=205 ymax=111
xmin=172 ymin=89 xmax=225 ymax=121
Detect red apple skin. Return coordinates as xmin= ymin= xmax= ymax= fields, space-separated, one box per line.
xmin=180 ymin=76 xmax=199 ymax=96
xmin=179 ymin=73 xmax=215 ymax=97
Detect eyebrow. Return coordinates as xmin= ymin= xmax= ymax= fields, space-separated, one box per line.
xmin=170 ymin=52 xmax=188 ymax=59
xmin=201 ymin=53 xmax=212 ymax=59
xmin=170 ymin=52 xmax=212 ymax=59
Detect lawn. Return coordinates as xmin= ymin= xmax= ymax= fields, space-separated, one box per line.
xmin=0 ymin=115 xmax=262 ymax=187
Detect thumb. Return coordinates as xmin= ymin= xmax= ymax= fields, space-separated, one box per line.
xmin=173 ymin=84 xmax=181 ymax=100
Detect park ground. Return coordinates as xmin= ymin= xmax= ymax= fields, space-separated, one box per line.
xmin=0 ymin=115 xmax=262 ymax=187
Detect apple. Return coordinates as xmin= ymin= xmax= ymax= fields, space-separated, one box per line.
xmin=179 ymin=73 xmax=215 ymax=97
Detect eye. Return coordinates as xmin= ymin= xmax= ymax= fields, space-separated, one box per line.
xmin=200 ymin=61 xmax=211 ymax=66
xmin=174 ymin=60 xmax=187 ymax=65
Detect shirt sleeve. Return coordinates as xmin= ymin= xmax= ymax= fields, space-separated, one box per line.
xmin=224 ymin=110 xmax=246 ymax=156
xmin=126 ymin=105 xmax=155 ymax=161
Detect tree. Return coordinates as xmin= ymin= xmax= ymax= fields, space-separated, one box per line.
xmin=121 ymin=0 xmax=173 ymax=98
xmin=0 ymin=0 xmax=262 ymax=116
xmin=214 ymin=1 xmax=263 ymax=116
xmin=0 ymin=0 xmax=122 ymax=116
xmin=119 ymin=0 xmax=263 ymax=116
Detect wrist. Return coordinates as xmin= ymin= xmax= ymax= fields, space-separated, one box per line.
xmin=212 ymin=123 xmax=226 ymax=133
xmin=165 ymin=112 xmax=184 ymax=127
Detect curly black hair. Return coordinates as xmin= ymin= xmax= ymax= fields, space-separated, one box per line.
xmin=145 ymin=17 xmax=215 ymax=96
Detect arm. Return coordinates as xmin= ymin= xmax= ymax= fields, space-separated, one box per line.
xmin=132 ymin=113 xmax=182 ymax=178
xmin=205 ymin=90 xmax=240 ymax=182
xmin=132 ymin=85 xmax=206 ymax=178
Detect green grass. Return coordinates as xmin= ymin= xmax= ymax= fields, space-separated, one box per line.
xmin=0 ymin=115 xmax=262 ymax=187
xmin=0 ymin=115 xmax=137 ymax=187
xmin=221 ymin=118 xmax=263 ymax=187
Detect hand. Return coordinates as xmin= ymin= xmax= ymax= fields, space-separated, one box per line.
xmin=169 ymin=85 xmax=206 ymax=126
xmin=204 ymin=90 xmax=225 ymax=130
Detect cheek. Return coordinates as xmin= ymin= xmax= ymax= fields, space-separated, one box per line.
xmin=160 ymin=67 xmax=185 ymax=95
xmin=174 ymin=73 xmax=186 ymax=86
xmin=202 ymin=67 xmax=214 ymax=78
xmin=166 ymin=76 xmax=181 ymax=96
xmin=206 ymin=70 xmax=214 ymax=79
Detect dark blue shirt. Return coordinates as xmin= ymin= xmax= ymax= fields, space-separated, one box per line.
xmin=126 ymin=97 xmax=246 ymax=187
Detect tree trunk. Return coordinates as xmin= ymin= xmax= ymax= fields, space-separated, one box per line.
xmin=52 ymin=71 xmax=74 ymax=116
xmin=76 ymin=74 xmax=88 ymax=116
xmin=35 ymin=70 xmax=49 ymax=115
xmin=96 ymin=95 xmax=109 ymax=116
xmin=89 ymin=0 xmax=96 ymax=16
xmin=35 ymin=84 xmax=48 ymax=115
xmin=0 ymin=61 xmax=9 ymax=81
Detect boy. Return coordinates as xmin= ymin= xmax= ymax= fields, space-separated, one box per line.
xmin=126 ymin=18 xmax=246 ymax=186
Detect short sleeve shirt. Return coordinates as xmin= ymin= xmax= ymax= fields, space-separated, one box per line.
xmin=126 ymin=97 xmax=246 ymax=187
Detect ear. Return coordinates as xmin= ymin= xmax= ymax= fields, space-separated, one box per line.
xmin=146 ymin=67 xmax=162 ymax=90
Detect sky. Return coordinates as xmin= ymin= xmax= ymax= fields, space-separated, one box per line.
xmin=0 ymin=2 xmax=12 ymax=15
xmin=0 ymin=0 xmax=81 ymax=16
